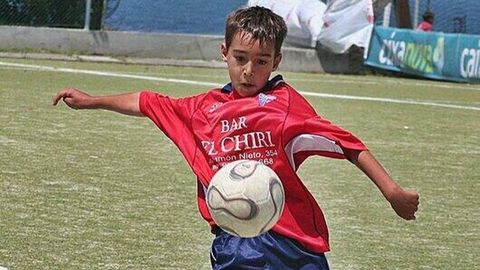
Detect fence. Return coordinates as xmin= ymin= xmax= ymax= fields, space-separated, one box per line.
xmin=0 ymin=0 xmax=103 ymax=30
xmin=378 ymin=0 xmax=480 ymax=35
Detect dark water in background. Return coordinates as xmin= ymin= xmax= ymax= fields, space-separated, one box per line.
xmin=104 ymin=0 xmax=246 ymax=35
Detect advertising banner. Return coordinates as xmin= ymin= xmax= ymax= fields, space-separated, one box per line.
xmin=365 ymin=26 xmax=480 ymax=83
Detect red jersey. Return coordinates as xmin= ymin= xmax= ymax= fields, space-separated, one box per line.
xmin=139 ymin=75 xmax=367 ymax=253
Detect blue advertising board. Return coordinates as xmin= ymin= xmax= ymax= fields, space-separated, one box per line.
xmin=365 ymin=26 xmax=480 ymax=83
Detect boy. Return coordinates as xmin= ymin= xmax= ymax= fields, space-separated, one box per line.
xmin=53 ymin=6 xmax=419 ymax=270
xmin=417 ymin=11 xmax=434 ymax=32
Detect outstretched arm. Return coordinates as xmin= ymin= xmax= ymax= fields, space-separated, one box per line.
xmin=344 ymin=149 xmax=419 ymax=220
xmin=52 ymin=88 xmax=144 ymax=116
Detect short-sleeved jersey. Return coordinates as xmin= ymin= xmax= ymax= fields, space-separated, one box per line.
xmin=139 ymin=75 xmax=367 ymax=253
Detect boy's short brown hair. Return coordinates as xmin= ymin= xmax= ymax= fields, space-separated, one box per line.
xmin=225 ymin=6 xmax=287 ymax=56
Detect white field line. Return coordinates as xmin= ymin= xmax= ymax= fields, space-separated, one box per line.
xmin=1 ymin=61 xmax=479 ymax=111
xmin=92 ymin=70 xmax=480 ymax=92
xmin=0 ymin=61 xmax=220 ymax=88
xmin=297 ymin=92 xmax=480 ymax=111
xmin=287 ymin=77 xmax=480 ymax=92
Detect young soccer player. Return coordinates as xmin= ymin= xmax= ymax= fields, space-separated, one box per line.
xmin=53 ymin=6 xmax=419 ymax=270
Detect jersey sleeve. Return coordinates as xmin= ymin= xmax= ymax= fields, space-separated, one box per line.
xmin=283 ymin=91 xmax=367 ymax=170
xmin=139 ymin=91 xmax=199 ymax=140
xmin=138 ymin=90 xmax=216 ymax=187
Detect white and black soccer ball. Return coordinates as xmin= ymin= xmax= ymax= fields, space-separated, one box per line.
xmin=206 ymin=159 xmax=285 ymax=238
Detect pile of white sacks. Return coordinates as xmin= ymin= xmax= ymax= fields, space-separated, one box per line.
xmin=247 ymin=0 xmax=374 ymax=54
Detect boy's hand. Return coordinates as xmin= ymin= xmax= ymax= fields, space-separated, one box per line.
xmin=52 ymin=88 xmax=93 ymax=109
xmin=52 ymin=89 xmax=143 ymax=116
xmin=388 ymin=187 xmax=419 ymax=220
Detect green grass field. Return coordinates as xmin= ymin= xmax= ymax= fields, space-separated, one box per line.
xmin=1 ymin=57 xmax=479 ymax=269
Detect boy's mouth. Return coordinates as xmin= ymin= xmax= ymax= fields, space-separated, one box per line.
xmin=241 ymin=82 xmax=255 ymax=88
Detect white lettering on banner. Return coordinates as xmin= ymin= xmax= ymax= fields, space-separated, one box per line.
xmin=379 ymin=39 xmax=406 ymax=66
xmin=460 ymin=48 xmax=480 ymax=79
xmin=378 ymin=37 xmax=438 ymax=73
xmin=432 ymin=37 xmax=445 ymax=72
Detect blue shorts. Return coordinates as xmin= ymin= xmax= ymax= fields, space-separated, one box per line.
xmin=210 ymin=227 xmax=330 ymax=270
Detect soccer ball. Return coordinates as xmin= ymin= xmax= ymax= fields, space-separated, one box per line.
xmin=206 ymin=159 xmax=285 ymax=238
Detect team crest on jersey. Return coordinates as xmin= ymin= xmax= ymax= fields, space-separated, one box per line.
xmin=209 ymin=102 xmax=223 ymax=113
xmin=257 ymin=93 xmax=276 ymax=106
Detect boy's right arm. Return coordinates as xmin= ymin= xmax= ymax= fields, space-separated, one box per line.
xmin=52 ymin=88 xmax=144 ymax=116
xmin=344 ymin=149 xmax=419 ymax=220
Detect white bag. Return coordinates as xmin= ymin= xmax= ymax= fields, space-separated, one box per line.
xmin=247 ymin=0 xmax=326 ymax=48
xmin=318 ymin=0 xmax=374 ymax=53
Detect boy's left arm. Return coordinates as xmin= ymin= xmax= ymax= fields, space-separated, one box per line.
xmin=343 ymin=149 xmax=419 ymax=220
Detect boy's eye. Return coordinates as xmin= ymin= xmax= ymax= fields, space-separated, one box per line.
xmin=235 ymin=56 xmax=246 ymax=62
xmin=257 ymin=59 xmax=268 ymax=65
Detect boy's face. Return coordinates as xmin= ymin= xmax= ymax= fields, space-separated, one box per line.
xmin=221 ymin=32 xmax=282 ymax=97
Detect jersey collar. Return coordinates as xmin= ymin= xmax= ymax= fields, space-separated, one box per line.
xmin=221 ymin=74 xmax=284 ymax=94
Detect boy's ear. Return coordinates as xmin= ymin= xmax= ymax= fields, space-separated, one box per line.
xmin=272 ymin=53 xmax=282 ymax=71
xmin=220 ymin=43 xmax=228 ymax=62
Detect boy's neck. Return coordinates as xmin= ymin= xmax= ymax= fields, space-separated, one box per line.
xmin=222 ymin=74 xmax=284 ymax=95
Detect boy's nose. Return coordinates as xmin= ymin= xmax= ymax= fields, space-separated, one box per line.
xmin=243 ymin=62 xmax=254 ymax=77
